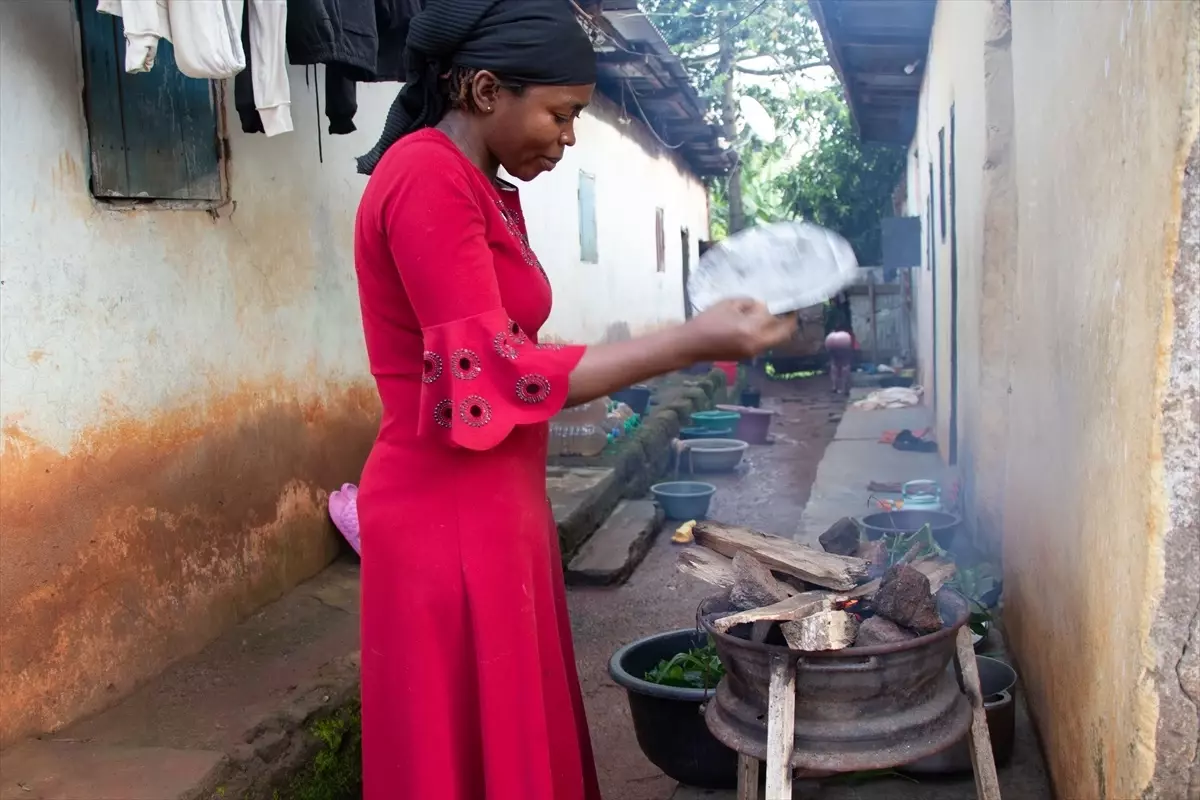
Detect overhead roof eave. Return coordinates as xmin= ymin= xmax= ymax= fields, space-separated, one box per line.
xmin=809 ymin=0 xmax=936 ymax=146
xmin=576 ymin=0 xmax=734 ymax=177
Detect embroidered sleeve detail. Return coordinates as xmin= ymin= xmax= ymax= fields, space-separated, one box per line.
xmin=418 ymin=310 xmax=585 ymax=450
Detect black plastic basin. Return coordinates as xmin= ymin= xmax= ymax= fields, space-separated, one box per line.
xmin=859 ymin=509 xmax=962 ymax=549
xmin=902 ymin=656 xmax=1018 ymax=774
xmin=608 ymin=629 xmax=738 ymax=789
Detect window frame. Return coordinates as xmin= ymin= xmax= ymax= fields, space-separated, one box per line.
xmin=76 ymin=0 xmax=229 ymax=208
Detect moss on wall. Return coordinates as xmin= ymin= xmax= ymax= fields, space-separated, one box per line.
xmin=279 ymin=702 xmax=363 ymax=800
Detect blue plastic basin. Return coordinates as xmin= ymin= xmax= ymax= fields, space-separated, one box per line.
xmin=651 ymin=481 xmax=717 ymax=520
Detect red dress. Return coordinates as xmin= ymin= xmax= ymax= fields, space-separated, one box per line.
xmin=354 ymin=129 xmax=602 ymax=800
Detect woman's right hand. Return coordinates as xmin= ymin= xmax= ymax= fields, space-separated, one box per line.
xmin=681 ymin=298 xmax=798 ymax=362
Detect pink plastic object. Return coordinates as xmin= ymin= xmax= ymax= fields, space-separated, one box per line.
xmin=328 ymin=483 xmax=361 ymax=555
xmin=714 ymin=361 xmax=739 ymax=385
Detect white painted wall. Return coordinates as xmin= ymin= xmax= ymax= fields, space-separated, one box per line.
xmin=0 ymin=3 xmax=709 ymax=454
xmin=513 ymin=95 xmax=711 ymax=343
xmin=0 ymin=0 xmax=711 ymax=745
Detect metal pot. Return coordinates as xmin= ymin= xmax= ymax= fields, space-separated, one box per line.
xmin=902 ymin=656 xmax=1018 ymax=774
xmin=698 ymin=592 xmax=972 ymax=773
xmin=859 ymin=509 xmax=962 ymax=550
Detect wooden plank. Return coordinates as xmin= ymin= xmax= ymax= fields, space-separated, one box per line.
xmin=693 ymin=521 xmax=869 ymax=591
xmin=957 ymin=626 xmax=1003 ymax=800
xmin=676 ymin=548 xmax=735 ymax=589
xmin=736 ymin=754 xmax=760 ymax=800
xmin=78 ymin=2 xmax=129 ymax=196
xmin=764 ymin=655 xmax=796 ymax=800
xmin=713 ymin=591 xmax=834 ymax=634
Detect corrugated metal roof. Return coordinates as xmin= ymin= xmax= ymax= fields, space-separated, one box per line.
xmin=809 ymin=0 xmax=936 ymax=145
xmin=579 ymin=1 xmax=734 ymax=176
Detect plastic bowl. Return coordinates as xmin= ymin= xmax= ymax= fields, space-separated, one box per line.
xmin=680 ymin=439 xmax=749 ymax=473
xmin=608 ymin=629 xmax=738 ymax=788
xmin=690 ymin=410 xmax=741 ymax=431
xmin=650 ymin=481 xmax=717 ymax=520
xmin=680 ymin=426 xmax=732 ymax=440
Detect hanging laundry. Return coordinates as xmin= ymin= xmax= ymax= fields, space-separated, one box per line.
xmin=98 ymin=0 xmax=172 ymax=74
xmin=286 ymin=0 xmax=421 ymax=135
xmin=166 ymin=0 xmax=247 ymax=79
xmin=245 ymin=0 xmax=293 ymax=135
xmin=98 ymin=0 xmax=292 ymax=136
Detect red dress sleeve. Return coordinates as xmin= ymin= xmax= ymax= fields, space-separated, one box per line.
xmin=378 ymin=146 xmax=585 ymax=451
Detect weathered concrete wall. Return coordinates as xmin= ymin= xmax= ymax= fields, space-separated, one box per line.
xmin=1001 ymin=1 xmax=1200 ymax=797
xmin=0 ymin=0 xmax=389 ymax=747
xmin=0 ymin=1 xmax=709 ymax=746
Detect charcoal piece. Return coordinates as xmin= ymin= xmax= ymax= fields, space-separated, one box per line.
xmin=873 ymin=564 xmax=943 ymax=634
xmin=818 ymin=517 xmax=861 ymax=556
xmin=854 ymin=614 xmax=919 ymax=647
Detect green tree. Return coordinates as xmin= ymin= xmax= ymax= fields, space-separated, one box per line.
xmin=641 ymin=0 xmax=827 ymax=233
xmin=643 ymin=1 xmax=906 ymax=264
xmin=779 ymin=88 xmax=905 ymax=265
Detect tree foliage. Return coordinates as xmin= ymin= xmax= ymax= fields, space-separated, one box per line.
xmin=642 ymin=0 xmax=906 ymax=263
xmin=640 ymin=0 xmax=828 ymax=114
xmin=779 ymin=88 xmax=906 ymax=265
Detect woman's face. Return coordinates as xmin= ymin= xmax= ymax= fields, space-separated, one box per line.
xmin=474 ymin=75 xmax=594 ymax=182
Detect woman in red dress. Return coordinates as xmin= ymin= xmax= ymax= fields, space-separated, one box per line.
xmin=353 ymin=3 xmax=796 ymax=798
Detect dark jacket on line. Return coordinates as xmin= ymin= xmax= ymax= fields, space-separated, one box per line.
xmin=238 ymin=0 xmax=419 ymax=136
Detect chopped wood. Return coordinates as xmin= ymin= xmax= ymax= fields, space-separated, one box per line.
xmin=846 ymin=578 xmax=881 ymax=599
xmin=779 ymin=574 xmax=814 ymax=594
xmin=712 ymin=591 xmax=834 ymax=634
xmin=854 ymin=615 xmax=918 ymax=647
xmin=730 ymin=552 xmax=795 ymax=610
xmin=818 ymin=517 xmax=861 ymax=556
xmin=957 ymin=626 xmax=1003 ymax=800
xmin=873 ymin=564 xmax=944 ymax=634
xmin=676 ymin=548 xmax=736 ymax=589
xmin=855 ymin=539 xmax=889 ymax=579
xmin=781 ymin=610 xmax=859 ymax=651
xmin=693 ymin=521 xmax=869 ymax=591
xmin=911 ymin=556 xmax=957 ymax=594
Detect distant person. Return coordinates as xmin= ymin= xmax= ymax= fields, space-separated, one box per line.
xmin=826 ymin=323 xmax=854 ymax=394
xmin=350 ymin=2 xmax=798 ymax=798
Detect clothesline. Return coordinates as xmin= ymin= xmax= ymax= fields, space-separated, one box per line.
xmin=95 ymin=0 xmax=417 ymax=139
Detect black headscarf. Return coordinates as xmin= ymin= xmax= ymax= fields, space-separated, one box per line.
xmin=356 ymin=0 xmax=598 ymax=175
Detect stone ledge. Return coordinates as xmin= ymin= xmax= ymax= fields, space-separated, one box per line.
xmin=565 ymin=499 xmax=664 ymax=586
xmin=0 ymin=561 xmax=364 ymax=800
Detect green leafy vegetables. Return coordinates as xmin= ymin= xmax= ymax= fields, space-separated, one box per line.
xmin=644 ymin=639 xmax=726 ymax=690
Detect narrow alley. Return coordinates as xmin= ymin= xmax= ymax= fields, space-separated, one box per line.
xmin=568 ymin=376 xmax=845 ymax=800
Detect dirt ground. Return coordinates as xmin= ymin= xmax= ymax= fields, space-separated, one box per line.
xmin=566 ymin=374 xmax=845 ymax=800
